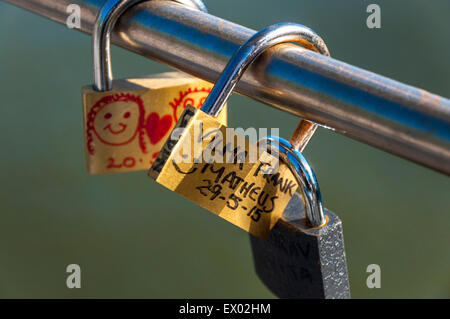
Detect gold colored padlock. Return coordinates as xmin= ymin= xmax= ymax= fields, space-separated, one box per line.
xmin=81 ymin=0 xmax=226 ymax=174
xmin=149 ymin=23 xmax=329 ymax=238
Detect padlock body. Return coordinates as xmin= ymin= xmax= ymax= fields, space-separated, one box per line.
xmin=149 ymin=106 xmax=299 ymax=238
xmin=250 ymin=192 xmax=350 ymax=299
xmin=82 ymin=72 xmax=227 ymax=174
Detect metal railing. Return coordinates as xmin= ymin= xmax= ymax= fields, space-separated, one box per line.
xmin=5 ymin=0 xmax=450 ymax=174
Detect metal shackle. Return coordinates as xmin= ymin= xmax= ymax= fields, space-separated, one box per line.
xmin=198 ymin=22 xmax=329 ymax=226
xmin=200 ymin=22 xmax=330 ymax=116
xmin=93 ymin=0 xmax=208 ymax=92
xmin=265 ymin=136 xmax=326 ymax=227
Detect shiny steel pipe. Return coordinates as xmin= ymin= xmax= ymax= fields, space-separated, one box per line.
xmin=93 ymin=0 xmax=207 ymax=91
xmin=201 ymin=23 xmax=330 ymax=117
xmin=4 ymin=0 xmax=450 ymax=174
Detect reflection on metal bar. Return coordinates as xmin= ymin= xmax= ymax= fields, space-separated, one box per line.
xmin=4 ymin=0 xmax=450 ymax=174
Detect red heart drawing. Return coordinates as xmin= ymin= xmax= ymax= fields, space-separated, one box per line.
xmin=145 ymin=112 xmax=173 ymax=145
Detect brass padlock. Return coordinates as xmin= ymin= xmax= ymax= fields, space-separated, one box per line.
xmin=250 ymin=136 xmax=350 ymax=298
xmin=149 ymin=23 xmax=329 ymax=238
xmin=81 ymin=0 xmax=226 ymax=174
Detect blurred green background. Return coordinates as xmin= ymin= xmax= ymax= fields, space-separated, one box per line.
xmin=0 ymin=0 xmax=449 ymax=298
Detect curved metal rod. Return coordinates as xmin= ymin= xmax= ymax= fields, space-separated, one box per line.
xmin=93 ymin=0 xmax=207 ymax=91
xmin=201 ymin=22 xmax=329 ymax=117
xmin=263 ymin=136 xmax=326 ymax=227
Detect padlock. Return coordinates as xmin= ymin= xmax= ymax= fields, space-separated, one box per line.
xmin=149 ymin=23 xmax=329 ymax=238
xmin=250 ymin=136 xmax=350 ymax=299
xmin=81 ymin=0 xmax=226 ymax=174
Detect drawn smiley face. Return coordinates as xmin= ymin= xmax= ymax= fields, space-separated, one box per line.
xmin=171 ymin=87 xmax=211 ymax=122
xmin=93 ymin=99 xmax=141 ymax=146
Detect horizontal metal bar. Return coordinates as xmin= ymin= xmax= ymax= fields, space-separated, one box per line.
xmin=5 ymin=0 xmax=450 ymax=174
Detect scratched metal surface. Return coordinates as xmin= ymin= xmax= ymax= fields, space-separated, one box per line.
xmin=0 ymin=0 xmax=449 ymax=298
xmin=250 ymin=193 xmax=350 ymax=299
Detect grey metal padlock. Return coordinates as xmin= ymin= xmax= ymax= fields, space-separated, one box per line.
xmin=250 ymin=137 xmax=350 ymax=299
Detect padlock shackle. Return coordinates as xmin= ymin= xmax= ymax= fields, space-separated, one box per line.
xmin=201 ymin=22 xmax=329 ymax=116
xmin=264 ymin=136 xmax=326 ymax=227
xmin=92 ymin=0 xmax=208 ymax=92
xmin=199 ymin=22 xmax=329 ymax=225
